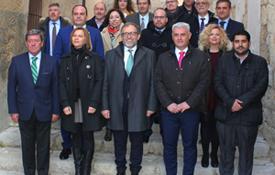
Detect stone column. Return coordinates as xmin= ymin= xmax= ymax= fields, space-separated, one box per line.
xmin=0 ymin=0 xmax=30 ymax=131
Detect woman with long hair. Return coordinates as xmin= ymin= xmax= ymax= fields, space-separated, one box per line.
xmin=113 ymin=0 xmax=135 ymax=17
xmin=198 ymin=24 xmax=232 ymax=168
xmin=59 ymin=27 xmax=104 ymax=175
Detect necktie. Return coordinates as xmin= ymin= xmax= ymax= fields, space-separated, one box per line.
xmin=220 ymin=21 xmax=226 ymax=30
xmin=200 ymin=17 xmax=205 ymax=32
xmin=126 ymin=49 xmax=134 ymax=76
xmin=178 ymin=51 xmax=185 ymax=69
xmin=31 ymin=57 xmax=38 ymax=84
xmin=52 ymin=22 xmax=57 ymax=50
xmin=140 ymin=17 xmax=145 ymax=31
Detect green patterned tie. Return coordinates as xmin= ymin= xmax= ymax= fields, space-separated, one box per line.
xmin=31 ymin=57 xmax=38 ymax=84
xmin=126 ymin=49 xmax=134 ymax=76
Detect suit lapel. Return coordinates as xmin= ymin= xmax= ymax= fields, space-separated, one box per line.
xmin=36 ymin=53 xmax=46 ymax=85
xmin=133 ymin=47 xmax=145 ymax=68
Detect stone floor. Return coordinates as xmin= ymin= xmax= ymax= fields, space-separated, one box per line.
xmin=0 ymin=126 xmax=274 ymax=175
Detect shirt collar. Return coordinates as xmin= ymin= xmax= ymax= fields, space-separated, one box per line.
xmin=175 ymin=47 xmax=188 ymax=55
xmin=218 ymin=17 xmax=230 ymax=23
xmin=29 ymin=51 xmax=42 ymax=59
xmin=73 ymin=24 xmax=87 ymax=29
xmin=124 ymin=45 xmax=137 ymax=54
xmin=50 ymin=19 xmax=61 ymax=25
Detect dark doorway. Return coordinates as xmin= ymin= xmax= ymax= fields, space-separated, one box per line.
xmin=27 ymin=0 xmax=42 ymax=30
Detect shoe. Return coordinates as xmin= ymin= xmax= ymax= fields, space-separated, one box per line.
xmin=104 ymin=129 xmax=112 ymax=141
xmin=211 ymin=154 xmax=219 ymax=168
xmin=59 ymin=148 xmax=72 ymax=160
xmin=201 ymin=154 xmax=209 ymax=168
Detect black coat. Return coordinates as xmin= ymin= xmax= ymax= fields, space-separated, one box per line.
xmin=214 ymin=51 xmax=268 ymax=126
xmin=102 ymin=45 xmax=157 ymax=132
xmin=139 ymin=22 xmax=172 ymax=58
xmin=59 ymin=50 xmax=104 ymax=133
xmin=86 ymin=16 xmax=108 ymax=32
xmin=224 ymin=19 xmax=245 ymax=41
xmin=155 ymin=47 xmax=211 ymax=112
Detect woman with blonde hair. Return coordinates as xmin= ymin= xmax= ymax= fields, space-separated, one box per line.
xmin=59 ymin=27 xmax=104 ymax=175
xmin=113 ymin=0 xmax=135 ymax=17
xmin=198 ymin=23 xmax=232 ymax=168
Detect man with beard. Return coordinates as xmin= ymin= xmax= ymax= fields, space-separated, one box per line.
xmin=102 ymin=22 xmax=157 ymax=175
xmin=214 ymin=30 xmax=268 ymax=175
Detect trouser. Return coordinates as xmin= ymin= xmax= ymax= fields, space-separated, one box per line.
xmin=217 ymin=122 xmax=258 ymax=175
xmin=161 ymin=110 xmax=200 ymax=175
xmin=72 ymin=129 xmax=94 ymax=175
xmin=61 ymin=128 xmax=72 ymax=149
xmin=113 ymin=130 xmax=144 ymax=174
xmin=201 ymin=111 xmax=219 ymax=158
xmin=19 ymin=112 xmax=51 ymax=175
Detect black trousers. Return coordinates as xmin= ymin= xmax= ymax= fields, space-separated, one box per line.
xmin=113 ymin=130 xmax=144 ymax=174
xmin=19 ymin=112 xmax=51 ymax=175
xmin=217 ymin=121 xmax=258 ymax=175
xmin=71 ymin=127 xmax=94 ymax=175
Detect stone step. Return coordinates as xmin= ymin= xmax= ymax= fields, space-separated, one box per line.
xmin=0 ymin=126 xmax=270 ymax=159
xmin=0 ymin=147 xmax=274 ymax=175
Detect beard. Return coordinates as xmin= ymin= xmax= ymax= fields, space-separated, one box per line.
xmin=234 ymin=47 xmax=249 ymax=57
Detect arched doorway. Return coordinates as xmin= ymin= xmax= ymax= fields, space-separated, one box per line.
xmin=27 ymin=0 xmax=42 ymax=30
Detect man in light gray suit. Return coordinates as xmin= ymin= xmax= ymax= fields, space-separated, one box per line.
xmin=126 ymin=0 xmax=153 ymax=31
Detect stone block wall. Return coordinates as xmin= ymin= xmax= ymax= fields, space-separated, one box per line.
xmin=0 ymin=0 xmax=29 ymax=131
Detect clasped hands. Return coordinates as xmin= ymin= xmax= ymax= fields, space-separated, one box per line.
xmin=63 ymin=106 xmax=96 ymax=115
xmin=231 ymin=99 xmax=243 ymax=112
xmin=167 ymin=102 xmax=190 ymax=113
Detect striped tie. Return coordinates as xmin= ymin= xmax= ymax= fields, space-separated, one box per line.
xmin=31 ymin=57 xmax=38 ymax=84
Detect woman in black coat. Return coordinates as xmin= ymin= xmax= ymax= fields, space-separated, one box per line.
xmin=59 ymin=27 xmax=104 ymax=175
xmin=198 ymin=24 xmax=232 ymax=168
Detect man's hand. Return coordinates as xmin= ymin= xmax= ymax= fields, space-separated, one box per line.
xmin=63 ymin=106 xmax=72 ymax=115
xmin=167 ymin=103 xmax=179 ymax=113
xmin=88 ymin=106 xmax=96 ymax=114
xmin=10 ymin=113 xmax=19 ymax=123
xmin=146 ymin=110 xmax=155 ymax=117
xmin=101 ymin=110 xmax=110 ymax=119
xmin=231 ymin=99 xmax=243 ymax=112
xmin=177 ymin=102 xmax=190 ymax=113
xmin=51 ymin=114 xmax=59 ymax=122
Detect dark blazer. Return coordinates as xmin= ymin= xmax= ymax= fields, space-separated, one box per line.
xmin=179 ymin=11 xmax=218 ymax=48
xmin=126 ymin=12 xmax=153 ymax=28
xmin=7 ymin=52 xmax=59 ymax=122
xmin=38 ymin=17 xmax=70 ymax=55
xmin=102 ymin=44 xmax=157 ymax=132
xmin=86 ymin=16 xmax=108 ymax=32
xmin=214 ymin=51 xmax=268 ymax=126
xmin=224 ymin=19 xmax=245 ymax=41
xmin=155 ymin=47 xmax=211 ymax=112
xmin=53 ymin=25 xmax=104 ymax=59
xmin=59 ymin=50 xmax=104 ymax=133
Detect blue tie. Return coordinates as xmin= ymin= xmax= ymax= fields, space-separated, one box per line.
xmin=200 ymin=17 xmax=205 ymax=32
xmin=126 ymin=49 xmax=134 ymax=76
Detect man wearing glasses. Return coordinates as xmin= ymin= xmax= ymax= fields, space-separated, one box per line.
xmin=102 ymin=22 xmax=157 ymax=175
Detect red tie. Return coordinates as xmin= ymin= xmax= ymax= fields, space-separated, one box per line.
xmin=178 ymin=51 xmax=185 ymax=69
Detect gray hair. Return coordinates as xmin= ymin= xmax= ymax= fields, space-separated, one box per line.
xmin=25 ymin=29 xmax=44 ymax=41
xmin=121 ymin=22 xmax=141 ymax=34
xmin=172 ymin=22 xmax=190 ymax=32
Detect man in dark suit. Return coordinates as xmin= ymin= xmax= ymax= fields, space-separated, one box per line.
xmin=155 ymin=22 xmax=210 ymax=175
xmin=38 ymin=3 xmax=70 ymax=56
xmin=102 ymin=22 xmax=157 ymax=175
xmin=215 ymin=0 xmax=245 ymax=40
xmin=214 ymin=30 xmax=268 ymax=175
xmin=7 ymin=29 xmax=59 ymax=175
xmin=54 ymin=4 xmax=104 ymax=59
xmin=86 ymin=1 xmax=108 ymax=32
xmin=126 ymin=0 xmax=153 ymax=31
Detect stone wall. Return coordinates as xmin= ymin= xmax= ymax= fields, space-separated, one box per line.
xmin=0 ymin=0 xmax=29 ymax=131
xmin=260 ymin=0 xmax=275 ymax=164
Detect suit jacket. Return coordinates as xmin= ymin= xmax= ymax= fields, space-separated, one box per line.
xmin=38 ymin=16 xmax=70 ymax=55
xmin=224 ymin=18 xmax=245 ymax=41
xmin=102 ymin=44 xmax=157 ymax=132
xmin=53 ymin=25 xmax=104 ymax=60
xmin=126 ymin=12 xmax=153 ymax=29
xmin=86 ymin=16 xmax=108 ymax=32
xmin=155 ymin=47 xmax=210 ymax=112
xmin=7 ymin=52 xmax=59 ymax=122
xmin=214 ymin=51 xmax=268 ymax=126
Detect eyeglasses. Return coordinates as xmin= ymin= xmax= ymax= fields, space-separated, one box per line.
xmin=153 ymin=16 xmax=166 ymax=19
xmin=121 ymin=32 xmax=138 ymax=37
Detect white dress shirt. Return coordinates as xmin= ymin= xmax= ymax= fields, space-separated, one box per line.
xmin=49 ymin=19 xmax=61 ymax=56
xmin=139 ymin=13 xmax=150 ymax=29
xmin=124 ymin=45 xmax=137 ymax=70
xmin=29 ymin=51 xmax=42 ymax=74
xmin=175 ymin=47 xmax=188 ymax=61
